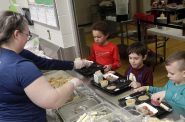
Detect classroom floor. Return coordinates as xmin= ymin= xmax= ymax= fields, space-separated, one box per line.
xmin=84 ymin=25 xmax=185 ymax=87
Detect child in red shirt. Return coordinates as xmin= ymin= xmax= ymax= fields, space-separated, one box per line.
xmin=124 ymin=42 xmax=153 ymax=88
xmin=87 ymin=21 xmax=121 ymax=72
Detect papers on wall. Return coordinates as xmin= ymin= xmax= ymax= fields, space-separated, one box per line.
xmin=45 ymin=7 xmax=57 ymax=27
xmin=30 ymin=5 xmax=38 ymax=21
xmin=28 ymin=0 xmax=59 ymax=28
xmin=37 ymin=6 xmax=47 ymax=24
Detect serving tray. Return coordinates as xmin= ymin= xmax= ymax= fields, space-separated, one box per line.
xmin=118 ymin=91 xmax=172 ymax=118
xmin=91 ymin=73 xmax=131 ymax=95
xmin=56 ymin=95 xmax=102 ymax=122
xmin=75 ymin=63 xmax=104 ymax=77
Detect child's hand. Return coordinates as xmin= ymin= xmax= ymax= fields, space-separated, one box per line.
xmin=151 ymin=91 xmax=166 ymax=103
xmin=103 ymin=64 xmax=112 ymax=72
xmin=134 ymin=86 xmax=147 ymax=92
xmin=129 ymin=81 xmax=141 ymax=89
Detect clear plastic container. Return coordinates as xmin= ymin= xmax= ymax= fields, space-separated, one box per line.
xmin=95 ymin=107 xmax=143 ymax=122
xmin=75 ymin=84 xmax=95 ymax=96
xmin=70 ymin=103 xmax=143 ymax=122
xmin=123 ymin=106 xmax=143 ymax=122
xmin=56 ymin=94 xmax=103 ymax=122
xmin=69 ymin=102 xmax=117 ymax=122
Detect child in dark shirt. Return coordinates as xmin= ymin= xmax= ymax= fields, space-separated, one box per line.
xmin=124 ymin=42 xmax=153 ymax=88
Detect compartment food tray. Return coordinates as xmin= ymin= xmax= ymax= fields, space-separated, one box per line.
xmin=91 ymin=73 xmax=131 ymax=95
xmin=118 ymin=91 xmax=172 ymax=118
xmin=75 ymin=63 xmax=104 ymax=76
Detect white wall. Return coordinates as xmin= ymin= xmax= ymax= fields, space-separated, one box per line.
xmin=16 ymin=0 xmax=28 ymax=8
xmin=0 ymin=0 xmax=10 ymax=11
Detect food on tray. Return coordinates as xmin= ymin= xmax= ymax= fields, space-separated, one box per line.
xmin=48 ymin=76 xmax=68 ymax=88
xmin=103 ymin=73 xmax=119 ymax=82
xmin=68 ymin=95 xmax=80 ymax=102
xmin=138 ymin=95 xmax=149 ymax=101
xmin=100 ymin=80 xmax=109 ymax=87
xmin=94 ymin=70 xmax=103 ymax=83
xmin=46 ymin=71 xmax=73 ymax=88
xmin=125 ymin=99 xmax=136 ymax=106
xmin=106 ymin=85 xmax=116 ymax=90
xmin=129 ymin=73 xmax=136 ymax=82
xmin=138 ymin=106 xmax=154 ymax=116
xmin=106 ymin=75 xmax=115 ymax=81
xmin=137 ymin=103 xmax=158 ymax=116
xmin=77 ymin=111 xmax=108 ymax=122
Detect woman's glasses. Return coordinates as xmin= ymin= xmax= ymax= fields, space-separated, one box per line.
xmin=20 ymin=31 xmax=32 ymax=41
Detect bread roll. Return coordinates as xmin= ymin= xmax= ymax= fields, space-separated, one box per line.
xmin=138 ymin=95 xmax=149 ymax=101
xmin=106 ymin=85 xmax=116 ymax=90
xmin=100 ymin=80 xmax=108 ymax=87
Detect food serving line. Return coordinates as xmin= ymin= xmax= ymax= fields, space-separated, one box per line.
xmin=25 ymin=39 xmax=184 ymax=121
xmin=72 ymin=71 xmax=182 ymax=119
xmin=44 ymin=67 xmax=185 ymax=122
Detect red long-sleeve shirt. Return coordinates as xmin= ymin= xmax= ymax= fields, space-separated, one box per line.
xmin=87 ymin=42 xmax=121 ymax=70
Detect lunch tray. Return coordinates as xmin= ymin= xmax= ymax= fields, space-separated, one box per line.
xmin=118 ymin=91 xmax=172 ymax=118
xmin=75 ymin=63 xmax=104 ymax=77
xmin=91 ymin=74 xmax=132 ymax=95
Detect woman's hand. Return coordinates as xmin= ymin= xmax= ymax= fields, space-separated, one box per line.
xmin=68 ymin=77 xmax=83 ymax=88
xmin=74 ymin=59 xmax=93 ymax=69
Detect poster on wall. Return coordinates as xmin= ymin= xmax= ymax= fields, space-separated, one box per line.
xmin=46 ymin=7 xmax=57 ymax=27
xmin=29 ymin=5 xmax=38 ymax=21
xmin=37 ymin=6 xmax=47 ymax=24
xmin=28 ymin=0 xmax=59 ymax=29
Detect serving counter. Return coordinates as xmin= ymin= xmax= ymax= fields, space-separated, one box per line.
xmin=46 ymin=70 xmax=185 ymax=122
xmin=69 ymin=71 xmax=184 ymax=121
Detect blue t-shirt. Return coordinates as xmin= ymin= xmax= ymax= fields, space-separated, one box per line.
xmin=0 ymin=48 xmax=45 ymax=122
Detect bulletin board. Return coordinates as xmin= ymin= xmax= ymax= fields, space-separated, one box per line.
xmin=28 ymin=0 xmax=59 ymax=29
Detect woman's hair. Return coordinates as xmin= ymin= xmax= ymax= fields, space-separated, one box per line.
xmin=0 ymin=11 xmax=28 ymax=45
xmin=165 ymin=51 xmax=185 ymax=71
xmin=91 ymin=21 xmax=109 ymax=35
xmin=127 ymin=42 xmax=148 ymax=57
